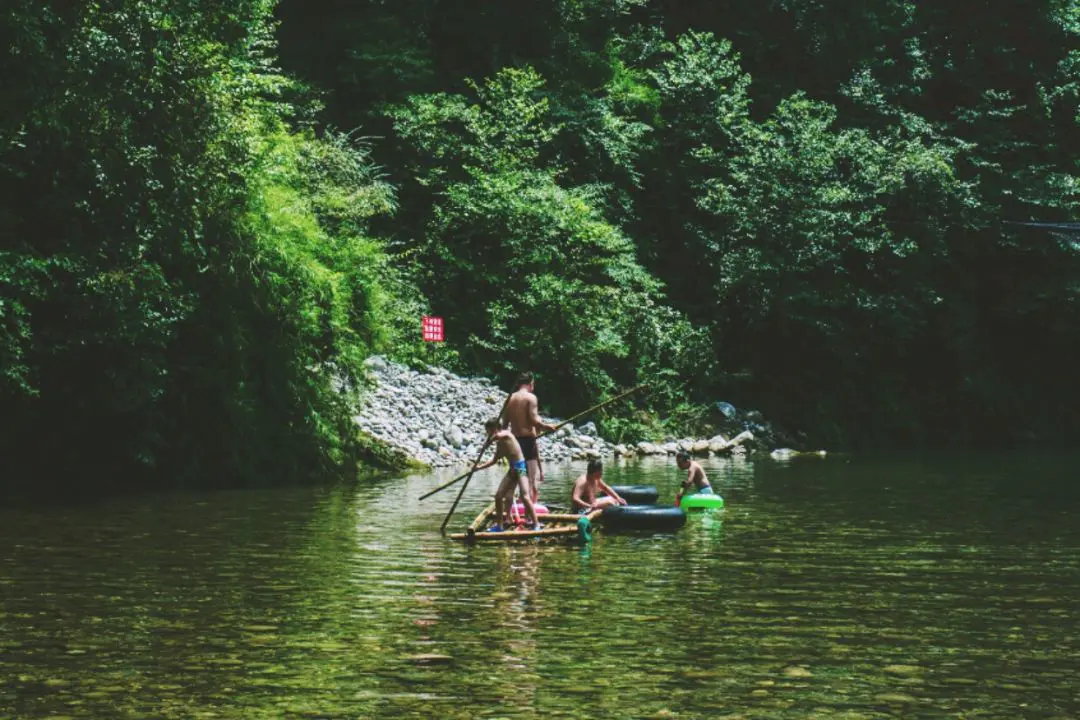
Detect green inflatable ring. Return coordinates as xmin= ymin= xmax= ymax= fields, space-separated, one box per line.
xmin=679 ymin=493 xmax=725 ymax=510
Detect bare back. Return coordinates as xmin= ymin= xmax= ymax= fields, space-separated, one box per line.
xmin=688 ymin=461 xmax=709 ymax=489
xmin=504 ymin=389 xmax=540 ymax=437
xmin=492 ymin=431 xmax=524 ymax=464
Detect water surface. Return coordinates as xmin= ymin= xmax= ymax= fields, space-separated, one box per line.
xmin=2 ymin=452 xmax=1079 ymax=718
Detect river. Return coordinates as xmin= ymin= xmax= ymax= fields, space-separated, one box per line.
xmin=2 ymin=452 xmax=1079 ymax=719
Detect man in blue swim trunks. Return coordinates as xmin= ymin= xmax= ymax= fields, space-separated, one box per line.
xmin=675 ymin=450 xmax=713 ymax=506
xmin=475 ymin=417 xmax=541 ymax=532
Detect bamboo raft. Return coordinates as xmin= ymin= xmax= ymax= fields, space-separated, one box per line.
xmin=450 ymin=502 xmax=604 ymax=543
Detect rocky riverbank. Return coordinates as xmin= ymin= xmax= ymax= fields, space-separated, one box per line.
xmin=353 ymin=356 xmax=796 ymax=469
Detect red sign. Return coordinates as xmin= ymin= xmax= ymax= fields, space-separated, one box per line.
xmin=422 ymin=315 xmax=444 ymax=342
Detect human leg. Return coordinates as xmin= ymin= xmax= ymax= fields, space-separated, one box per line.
xmin=492 ymin=472 xmax=516 ymax=529
xmin=516 ymin=436 xmax=541 ymax=503
xmin=591 ymin=495 xmax=619 ymax=510
xmin=526 ymin=459 xmax=540 ymax=504
xmin=514 ymin=469 xmax=539 ymax=526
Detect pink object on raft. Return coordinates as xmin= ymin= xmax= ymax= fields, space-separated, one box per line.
xmin=510 ymin=502 xmax=549 ymax=517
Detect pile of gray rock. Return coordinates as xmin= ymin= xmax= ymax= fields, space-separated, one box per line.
xmin=351 ymin=356 xmax=785 ymax=468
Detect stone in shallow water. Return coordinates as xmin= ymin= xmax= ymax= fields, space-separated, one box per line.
xmin=405 ymin=653 xmax=454 ymax=665
xmin=782 ymin=665 xmax=813 ymax=678
xmin=883 ymin=664 xmax=924 ymax=677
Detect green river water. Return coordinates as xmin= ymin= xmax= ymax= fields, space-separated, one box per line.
xmin=2 ymin=452 xmax=1079 ymax=719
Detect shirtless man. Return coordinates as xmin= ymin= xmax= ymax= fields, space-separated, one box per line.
xmin=571 ymin=460 xmax=627 ymax=512
xmin=675 ymin=450 xmax=713 ymax=506
xmin=474 ymin=417 xmax=541 ymax=532
xmin=500 ymin=371 xmax=556 ymax=504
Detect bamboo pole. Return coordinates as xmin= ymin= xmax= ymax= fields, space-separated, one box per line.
xmin=469 ymin=502 xmax=497 ymax=532
xmin=419 ymin=391 xmax=513 ymax=502
xmin=419 ymin=383 xmax=647 ymax=502
xmin=439 ymin=435 xmax=492 ymax=535
xmin=449 ymin=509 xmax=603 ymax=541
xmin=535 ymin=384 xmax=648 ymax=440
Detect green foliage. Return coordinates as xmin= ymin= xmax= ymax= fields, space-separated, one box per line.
xmin=387 ymin=66 xmax=706 ymax=412
xmin=6 ymin=0 xmax=1080 ymax=495
xmin=0 ymin=1 xmax=414 ymax=493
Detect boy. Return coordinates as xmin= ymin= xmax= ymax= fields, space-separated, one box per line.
xmin=675 ymin=450 xmax=713 ymax=506
xmin=571 ymin=459 xmax=627 ymax=513
xmin=500 ymin=371 xmax=557 ymax=504
xmin=475 ymin=417 xmax=541 ymax=532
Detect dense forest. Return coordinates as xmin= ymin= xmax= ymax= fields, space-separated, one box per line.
xmin=3 ymin=0 xmax=1080 ymax=493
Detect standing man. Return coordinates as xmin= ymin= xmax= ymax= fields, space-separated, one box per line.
xmin=501 ymin=371 xmax=556 ymax=504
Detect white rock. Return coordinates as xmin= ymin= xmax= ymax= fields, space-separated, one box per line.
xmin=363 ymin=355 xmax=388 ymax=371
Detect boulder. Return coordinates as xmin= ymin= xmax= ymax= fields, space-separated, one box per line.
xmin=578 ymin=421 xmax=598 ymax=436
xmin=729 ymin=430 xmax=755 ymax=446
xmin=714 ymin=401 xmax=737 ymax=419
xmin=363 ymin=355 xmax=388 ymax=371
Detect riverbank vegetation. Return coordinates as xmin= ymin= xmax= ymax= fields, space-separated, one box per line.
xmin=3 ymin=1 xmax=1079 ymax=491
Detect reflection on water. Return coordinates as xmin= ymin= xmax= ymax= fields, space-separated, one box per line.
xmin=2 ymin=452 xmax=1080 ymax=718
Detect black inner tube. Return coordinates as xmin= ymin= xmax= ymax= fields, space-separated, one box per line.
xmin=604 ymin=485 xmax=659 ymax=505
xmin=599 ymin=504 xmax=686 ymax=531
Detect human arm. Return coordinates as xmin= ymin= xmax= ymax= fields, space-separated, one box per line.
xmin=529 ymin=396 xmax=557 ymax=434
xmin=571 ymin=480 xmax=590 ymax=511
xmin=473 ymin=443 xmax=504 ymax=471
xmin=675 ymin=469 xmax=692 ymax=502
xmin=598 ymin=480 xmax=626 ymax=505
xmin=682 ymin=464 xmax=700 ymax=490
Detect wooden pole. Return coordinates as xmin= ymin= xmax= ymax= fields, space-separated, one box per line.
xmin=439 ymin=435 xmax=493 ymax=535
xmin=419 ymin=391 xmax=513 ymax=502
xmin=536 ymin=384 xmax=648 ymax=440
xmin=420 ymin=383 xmax=647 ymax=502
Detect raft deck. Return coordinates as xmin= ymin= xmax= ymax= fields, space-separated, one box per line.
xmin=450 ymin=502 xmax=603 ymax=543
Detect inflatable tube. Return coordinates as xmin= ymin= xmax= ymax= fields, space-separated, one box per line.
xmin=599 ymin=504 xmax=686 ymax=532
xmin=679 ymin=494 xmax=725 ymax=510
xmin=604 ymin=485 xmax=659 ymax=505
xmin=510 ymin=502 xmax=549 ymax=516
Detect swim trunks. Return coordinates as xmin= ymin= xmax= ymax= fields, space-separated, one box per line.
xmin=692 ymin=486 xmax=714 ymax=495
xmin=515 ymin=435 xmax=539 ymax=461
xmin=511 ymin=459 xmax=528 ymax=474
